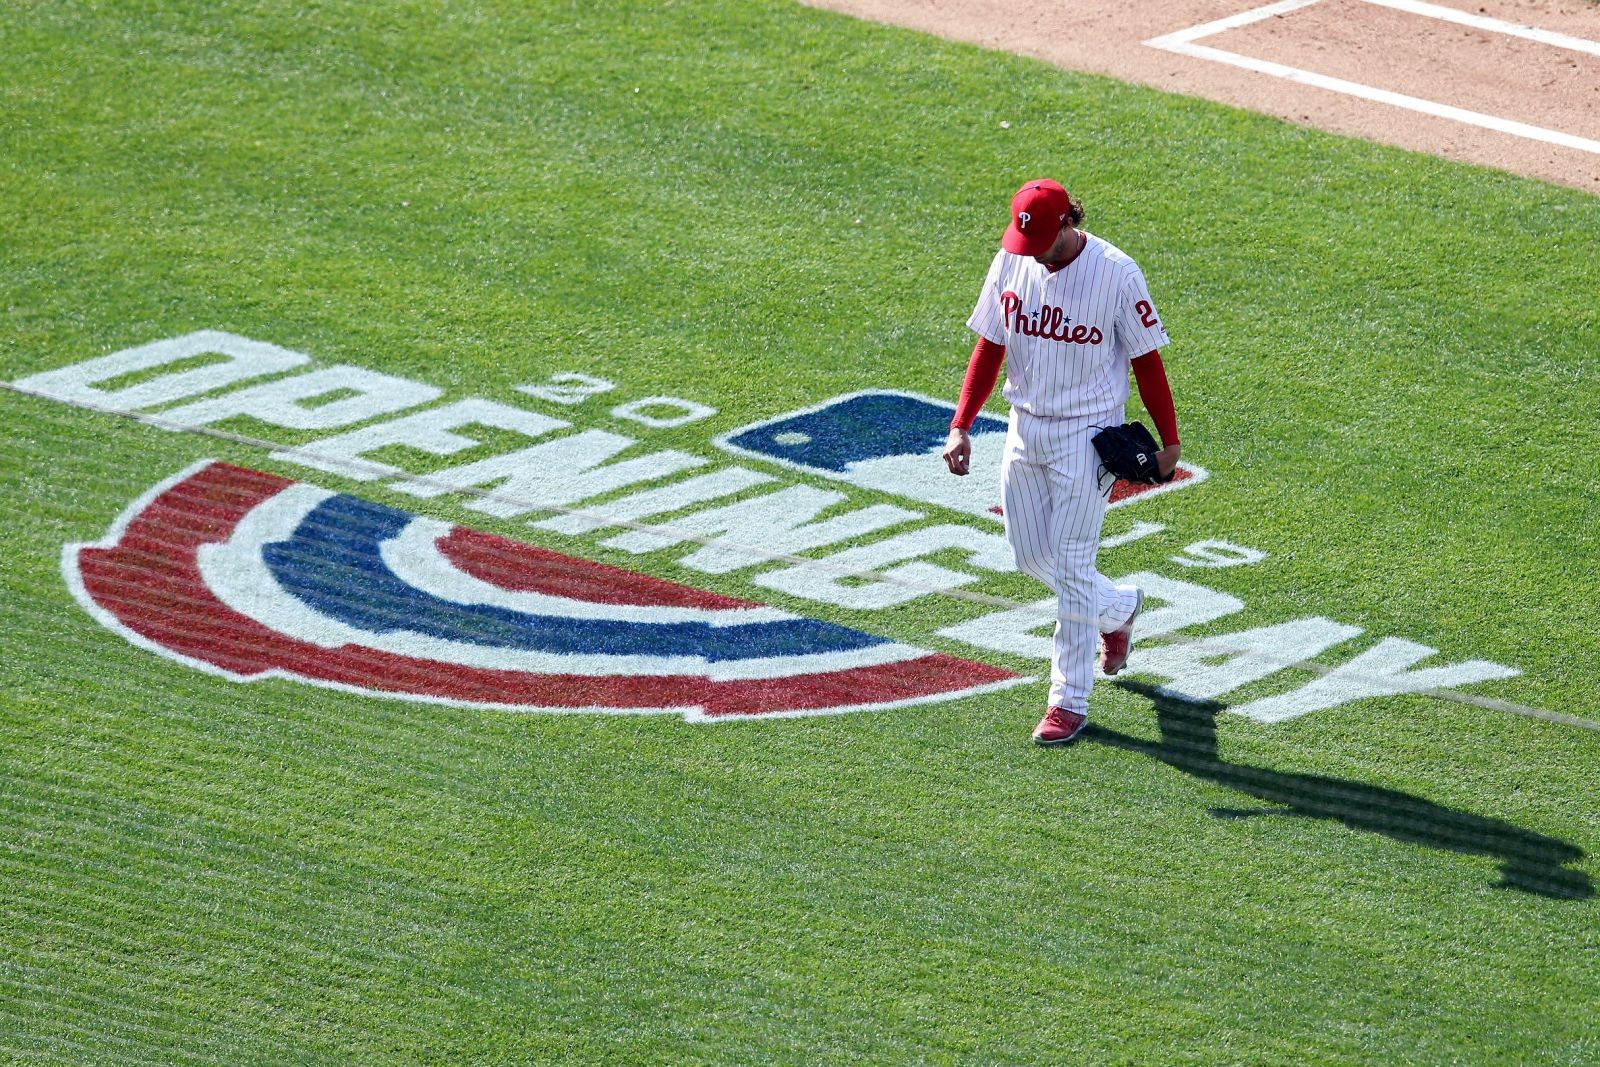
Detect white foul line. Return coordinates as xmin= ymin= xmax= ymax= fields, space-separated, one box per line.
xmin=1359 ymin=0 xmax=1600 ymax=57
xmin=1145 ymin=0 xmax=1323 ymax=46
xmin=1145 ymin=0 xmax=1600 ymax=156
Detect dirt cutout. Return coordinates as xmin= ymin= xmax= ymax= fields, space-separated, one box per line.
xmin=804 ymin=0 xmax=1600 ymax=193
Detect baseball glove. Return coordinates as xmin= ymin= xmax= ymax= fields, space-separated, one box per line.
xmin=1091 ymin=421 xmax=1173 ymax=485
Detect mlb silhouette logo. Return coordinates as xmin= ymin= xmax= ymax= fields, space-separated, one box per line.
xmin=715 ymin=390 xmax=1205 ymax=520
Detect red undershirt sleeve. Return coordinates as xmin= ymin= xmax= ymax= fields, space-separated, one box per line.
xmin=951 ymin=337 xmax=1006 ymax=430
xmin=1132 ymin=350 xmax=1180 ymax=447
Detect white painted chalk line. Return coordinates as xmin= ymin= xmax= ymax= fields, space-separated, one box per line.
xmin=1146 ymin=0 xmax=1600 ymax=156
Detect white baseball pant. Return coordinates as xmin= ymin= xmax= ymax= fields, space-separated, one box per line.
xmin=1000 ymin=411 xmax=1140 ymax=711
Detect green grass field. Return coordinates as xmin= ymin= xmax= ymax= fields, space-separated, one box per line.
xmin=3 ymin=1 xmax=1599 ymax=1063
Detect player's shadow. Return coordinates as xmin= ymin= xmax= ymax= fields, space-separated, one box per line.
xmin=1085 ymin=681 xmax=1593 ymax=900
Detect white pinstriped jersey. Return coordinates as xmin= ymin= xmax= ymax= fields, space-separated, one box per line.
xmin=967 ymin=233 xmax=1170 ymax=423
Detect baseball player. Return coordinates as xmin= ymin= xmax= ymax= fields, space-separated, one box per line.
xmin=942 ymin=179 xmax=1181 ymax=746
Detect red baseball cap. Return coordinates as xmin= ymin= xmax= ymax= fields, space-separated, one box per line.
xmin=1002 ymin=179 xmax=1072 ymax=258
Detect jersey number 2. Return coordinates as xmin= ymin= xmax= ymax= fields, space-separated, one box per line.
xmin=1135 ymin=300 xmax=1160 ymax=329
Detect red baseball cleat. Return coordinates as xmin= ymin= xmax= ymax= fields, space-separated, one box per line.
xmin=1100 ymin=587 xmax=1144 ymax=677
xmin=1032 ymin=705 xmax=1088 ymax=746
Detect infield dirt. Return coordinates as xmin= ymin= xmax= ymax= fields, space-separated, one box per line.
xmin=804 ymin=0 xmax=1600 ymax=192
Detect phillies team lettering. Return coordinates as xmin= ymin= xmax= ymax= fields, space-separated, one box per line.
xmin=999 ymin=291 xmax=1104 ymax=345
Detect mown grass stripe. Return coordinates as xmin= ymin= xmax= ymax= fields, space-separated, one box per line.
xmin=2 ymin=0 xmax=1596 ymax=1061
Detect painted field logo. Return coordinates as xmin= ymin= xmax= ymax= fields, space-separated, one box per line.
xmin=65 ymin=461 xmax=1025 ymax=720
xmin=715 ymin=390 xmax=1206 ymax=520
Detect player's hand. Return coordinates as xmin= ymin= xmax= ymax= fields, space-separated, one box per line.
xmin=1156 ymin=443 xmax=1181 ymax=479
xmin=942 ymin=427 xmax=971 ymax=476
